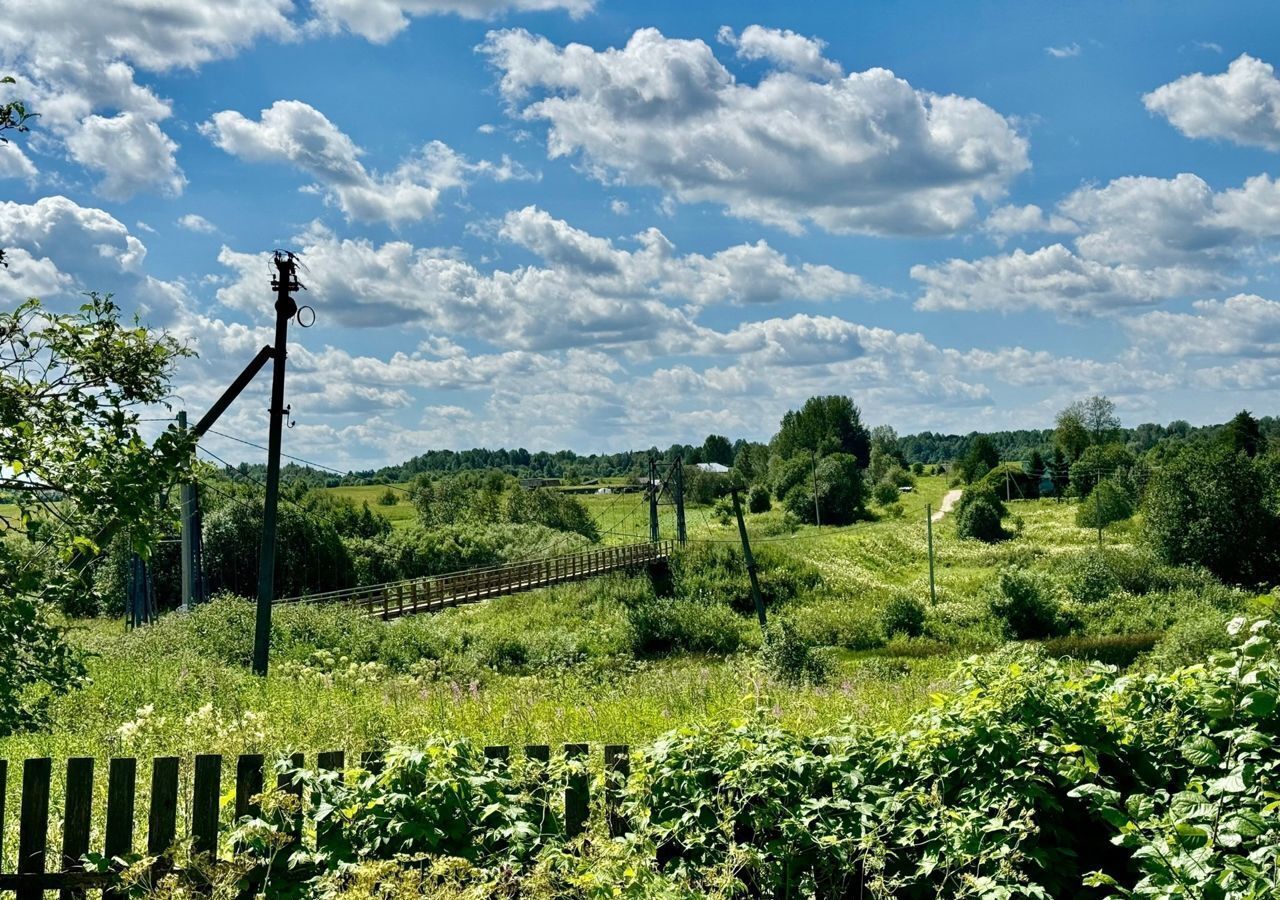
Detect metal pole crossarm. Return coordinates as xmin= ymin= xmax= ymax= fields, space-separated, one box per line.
xmin=191 ymin=346 xmax=273 ymax=439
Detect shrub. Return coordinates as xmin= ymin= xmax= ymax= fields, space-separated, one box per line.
xmin=989 ymin=567 xmax=1070 ymax=640
xmin=377 ymin=487 xmax=399 ymax=506
xmin=626 ymin=598 xmax=750 ymax=656
xmin=747 ymin=484 xmax=772 ymax=513
xmin=781 ymin=453 xmax=867 ymax=525
xmin=670 ymin=543 xmax=821 ymax=616
xmin=1075 ymin=477 xmax=1134 ymax=528
xmin=880 ymin=593 xmax=925 ymax=637
xmin=871 ymin=478 xmax=900 ymax=506
xmin=788 ymin=596 xmax=885 ymax=650
xmin=955 ymin=495 xmax=1005 ymax=542
xmin=1062 ymin=550 xmax=1120 ymax=603
xmin=203 ymin=497 xmax=355 ymax=599
xmin=761 ymin=618 xmax=830 ymax=684
xmin=506 ymin=488 xmax=599 ymax=541
xmin=1143 ymin=442 xmax=1280 ymax=584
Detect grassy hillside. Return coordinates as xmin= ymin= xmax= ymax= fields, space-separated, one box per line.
xmin=324 ymin=483 xmax=418 ymax=528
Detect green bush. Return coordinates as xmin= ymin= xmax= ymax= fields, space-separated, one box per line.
xmin=781 ymin=453 xmax=867 ymax=525
xmin=670 ymin=543 xmax=821 ymax=616
xmin=626 ymin=598 xmax=751 ymax=656
xmin=761 ymin=617 xmax=830 ymax=685
xmin=747 ymin=484 xmax=772 ymax=513
xmin=788 ymin=596 xmax=885 ymax=650
xmin=505 ymin=487 xmax=599 ymax=540
xmin=871 ymin=478 xmax=900 ymax=506
xmin=1075 ymin=477 xmax=1134 ymax=528
xmin=955 ymin=494 xmax=1006 ymax=542
xmin=1143 ymin=442 xmax=1280 ymax=584
xmin=989 ymin=567 xmax=1070 ymax=640
xmin=203 ymin=497 xmax=355 ymax=599
xmin=880 ymin=592 xmax=925 ymax=637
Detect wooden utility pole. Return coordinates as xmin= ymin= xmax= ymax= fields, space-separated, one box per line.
xmin=926 ymin=502 xmax=936 ymax=605
xmin=648 ymin=454 xmax=660 ymax=544
xmin=177 ymin=410 xmax=204 ymax=611
xmin=253 ymin=252 xmax=301 ymax=677
xmin=731 ymin=486 xmax=766 ymax=629
xmin=810 ymin=448 xmax=821 ymax=527
xmin=673 ymin=457 xmax=687 ymax=546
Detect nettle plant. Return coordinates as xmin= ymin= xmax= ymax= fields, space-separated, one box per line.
xmin=1076 ymin=616 xmax=1280 ymax=899
xmin=143 ymin=618 xmax=1280 ymax=900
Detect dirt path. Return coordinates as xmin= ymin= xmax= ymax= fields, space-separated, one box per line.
xmin=931 ymin=489 xmax=962 ymax=522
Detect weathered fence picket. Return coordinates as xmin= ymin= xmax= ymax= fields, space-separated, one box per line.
xmin=0 ymin=743 xmax=632 ymax=895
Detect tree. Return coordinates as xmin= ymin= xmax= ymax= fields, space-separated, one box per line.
xmin=1057 ymin=396 xmax=1120 ymax=458
xmin=1054 ymin=407 xmax=1091 ymax=461
xmin=732 ymin=441 xmax=770 ymax=485
xmin=1143 ymin=443 xmax=1280 ymax=584
xmin=1221 ymin=410 xmax=1267 ymax=458
xmin=1069 ymin=443 xmax=1135 ymax=499
xmin=959 ymin=435 xmax=1000 ymax=483
xmin=701 ymin=434 xmax=734 ymax=467
xmin=782 ymin=453 xmax=866 ymax=525
xmin=202 ymin=496 xmax=355 ymax=599
xmin=0 ymin=76 xmax=37 ymax=270
xmin=773 ymin=396 xmax=871 ymax=467
xmin=1 ymin=296 xmax=191 ymax=733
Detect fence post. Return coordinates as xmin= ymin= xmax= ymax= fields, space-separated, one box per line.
xmin=525 ymin=745 xmax=551 ymax=834
xmin=0 ymin=760 xmax=6 ymax=870
xmin=278 ymin=753 xmax=305 ymax=840
xmin=148 ymin=757 xmax=180 ymax=881
xmin=564 ymin=744 xmax=588 ymax=838
xmin=604 ymin=745 xmax=630 ymax=838
xmin=191 ymin=755 xmax=222 ymax=867
xmin=103 ymin=758 xmax=137 ymax=900
xmin=315 ymin=751 xmax=345 ymax=848
xmin=61 ymin=757 xmax=94 ymax=900
xmin=16 ymin=757 xmax=51 ymax=900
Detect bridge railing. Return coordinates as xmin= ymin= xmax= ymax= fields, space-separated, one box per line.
xmin=277 ymin=540 xmax=673 ymax=616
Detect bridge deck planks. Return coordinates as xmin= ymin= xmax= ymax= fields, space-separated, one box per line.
xmin=278 ymin=540 xmax=672 ymax=620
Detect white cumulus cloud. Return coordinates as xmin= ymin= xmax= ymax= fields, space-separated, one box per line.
xmin=202 ymin=100 xmax=527 ymax=225
xmin=481 ymin=26 xmax=1028 ymax=235
xmin=309 ymin=0 xmax=595 ymax=43
xmin=1144 ymin=53 xmax=1280 ymax=150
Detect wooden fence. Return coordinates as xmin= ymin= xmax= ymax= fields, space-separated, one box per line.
xmin=278 ymin=540 xmax=673 ymax=620
xmin=0 ymin=745 xmax=631 ymax=896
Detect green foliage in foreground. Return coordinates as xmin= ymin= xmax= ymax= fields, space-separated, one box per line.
xmin=127 ymin=618 xmax=1280 ymax=900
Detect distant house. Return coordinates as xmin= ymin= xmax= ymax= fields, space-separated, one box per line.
xmin=519 ymin=477 xmax=562 ymax=489
xmin=693 ymin=462 xmax=731 ymax=474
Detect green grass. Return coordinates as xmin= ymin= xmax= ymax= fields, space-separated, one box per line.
xmin=3 ymin=470 xmax=1255 ymax=874
xmin=324 ymin=483 xmax=418 ymax=528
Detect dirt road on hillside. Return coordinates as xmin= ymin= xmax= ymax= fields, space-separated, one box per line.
xmin=931 ymin=489 xmax=962 ymax=522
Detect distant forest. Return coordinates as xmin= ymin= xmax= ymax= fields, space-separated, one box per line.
xmin=211 ymin=413 xmax=1280 ymax=488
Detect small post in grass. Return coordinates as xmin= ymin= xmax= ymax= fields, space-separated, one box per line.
xmin=731 ymin=486 xmax=766 ymax=630
xmin=926 ymin=502 xmax=936 ymax=605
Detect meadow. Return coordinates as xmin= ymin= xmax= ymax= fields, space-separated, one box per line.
xmin=0 ymin=473 xmax=1263 ymax=894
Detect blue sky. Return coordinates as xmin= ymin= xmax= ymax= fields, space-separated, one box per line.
xmin=3 ymin=0 xmax=1280 ymax=468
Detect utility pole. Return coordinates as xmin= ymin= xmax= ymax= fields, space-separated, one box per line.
xmin=253 ymin=252 xmax=301 ymax=678
xmin=672 ymin=457 xmax=687 ymax=546
xmin=810 ymin=447 xmax=821 ymax=527
xmin=926 ymin=502 xmax=936 ymax=605
xmin=731 ymin=486 xmax=767 ymax=630
xmin=177 ymin=411 xmax=204 ymax=611
xmin=648 ymin=454 xmax=660 ymax=544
